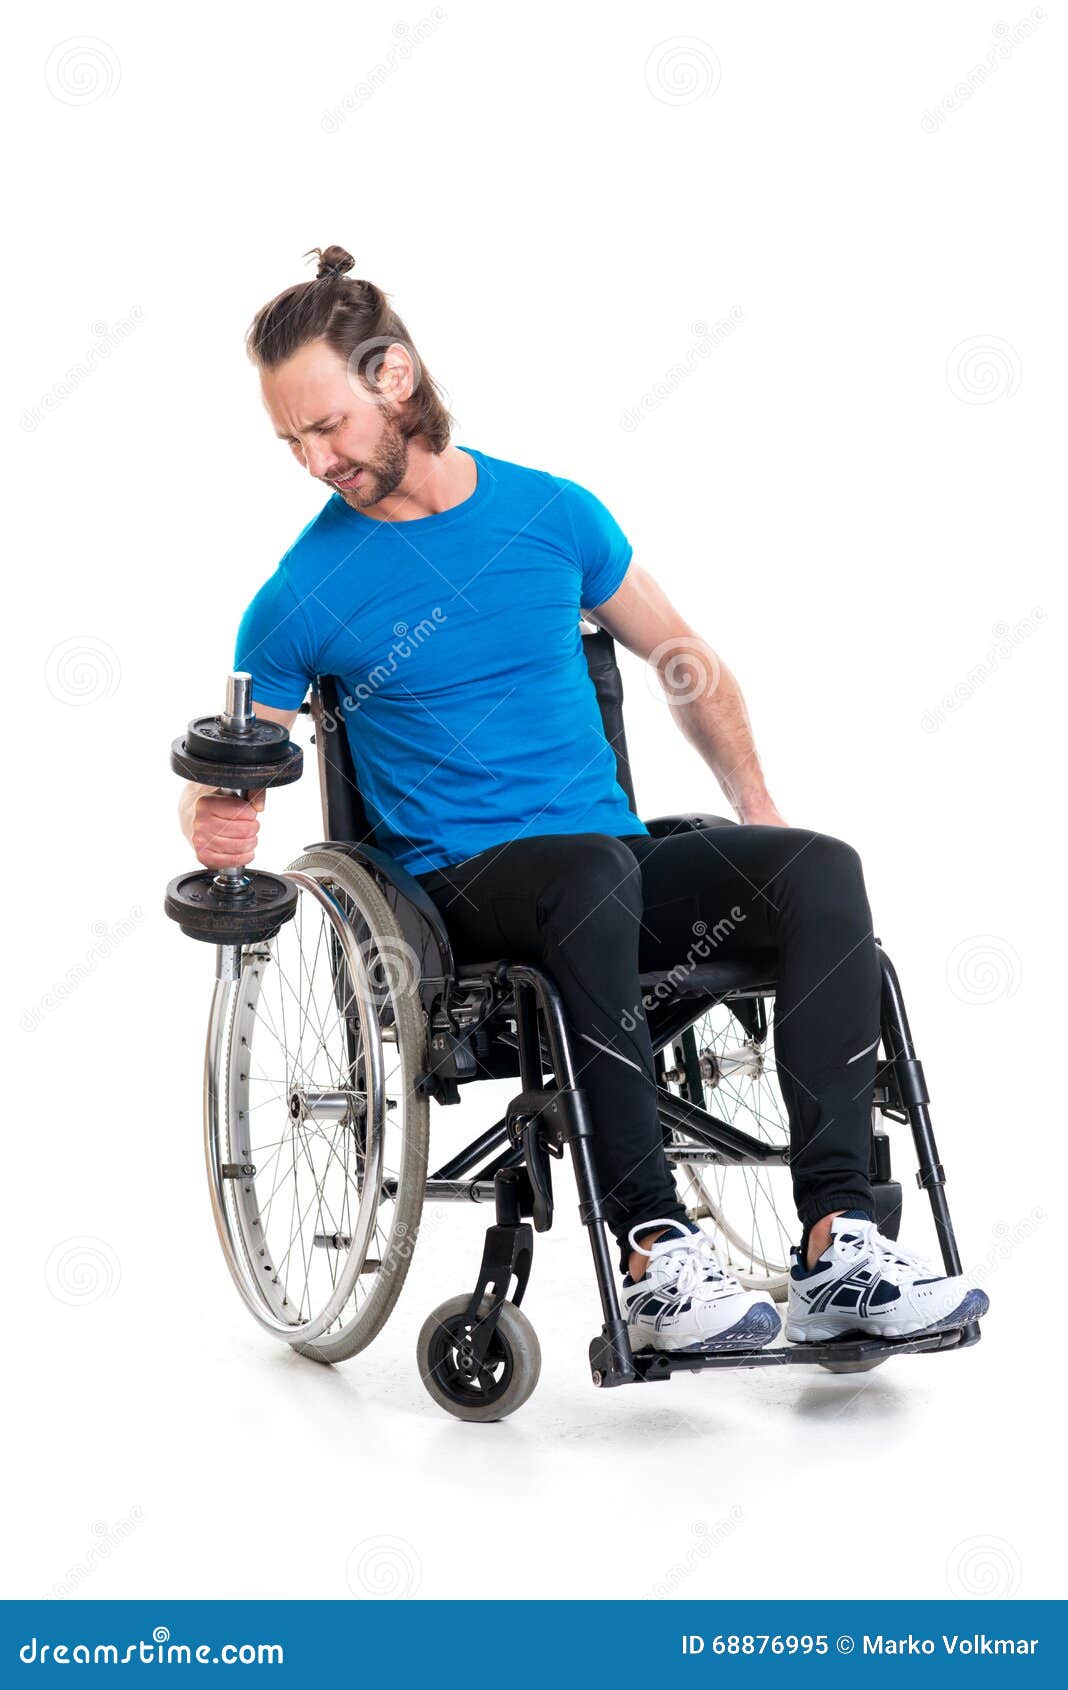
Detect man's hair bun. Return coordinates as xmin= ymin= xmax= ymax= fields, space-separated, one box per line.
xmin=309 ymin=244 xmax=356 ymax=281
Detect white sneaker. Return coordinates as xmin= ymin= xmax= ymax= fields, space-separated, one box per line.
xmin=786 ymin=1212 xmax=989 ymax=1343
xmin=621 ymin=1219 xmax=781 ymax=1353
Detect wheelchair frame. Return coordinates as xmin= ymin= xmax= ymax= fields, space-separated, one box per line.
xmin=300 ymin=629 xmax=981 ymax=1390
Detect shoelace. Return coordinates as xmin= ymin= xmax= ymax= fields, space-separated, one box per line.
xmin=628 ymin=1219 xmax=736 ymax=1301
xmin=837 ymin=1223 xmax=938 ymax=1283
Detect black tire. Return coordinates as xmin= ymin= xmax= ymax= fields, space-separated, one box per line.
xmin=416 ymin=1294 xmax=541 ymax=1422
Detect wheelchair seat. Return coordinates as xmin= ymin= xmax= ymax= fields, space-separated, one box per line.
xmin=639 ymin=954 xmax=777 ymax=998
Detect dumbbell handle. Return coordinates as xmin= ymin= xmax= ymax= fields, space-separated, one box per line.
xmin=214 ymin=671 xmax=254 ymax=892
xmin=221 ymin=670 xmax=253 ymax=734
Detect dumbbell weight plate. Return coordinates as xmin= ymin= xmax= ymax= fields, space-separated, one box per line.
xmin=165 ymin=869 xmax=298 ymax=945
xmin=185 ymin=714 xmax=292 ymax=765
xmin=170 ymin=734 xmax=303 ymax=790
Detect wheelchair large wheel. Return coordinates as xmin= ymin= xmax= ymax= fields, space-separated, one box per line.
xmin=662 ymin=996 xmax=795 ymax=1302
xmin=204 ymin=847 xmax=429 ymax=1363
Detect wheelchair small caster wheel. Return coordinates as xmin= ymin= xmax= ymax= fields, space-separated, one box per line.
xmin=417 ymin=1294 xmax=541 ymax=1422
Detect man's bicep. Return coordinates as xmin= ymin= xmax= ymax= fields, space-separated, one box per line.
xmin=252 ymin=701 xmax=299 ymax=730
xmin=585 ymin=562 xmax=699 ymax=663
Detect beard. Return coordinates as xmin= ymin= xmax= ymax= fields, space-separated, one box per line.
xmin=328 ymin=408 xmax=409 ymax=510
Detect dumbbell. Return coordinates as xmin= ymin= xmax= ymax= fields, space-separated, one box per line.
xmin=165 ymin=672 xmax=303 ymax=975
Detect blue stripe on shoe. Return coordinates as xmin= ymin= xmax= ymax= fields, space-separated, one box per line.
xmin=868 ymin=1279 xmax=900 ymax=1308
xmin=634 ymin=1296 xmax=667 ymax=1318
xmin=830 ymin=1286 xmax=861 ymax=1309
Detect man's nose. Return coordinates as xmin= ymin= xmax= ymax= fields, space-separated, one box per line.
xmin=303 ymin=440 xmax=335 ymax=480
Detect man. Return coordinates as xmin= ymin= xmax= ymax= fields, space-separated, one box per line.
xmin=180 ymin=245 xmax=988 ymax=1354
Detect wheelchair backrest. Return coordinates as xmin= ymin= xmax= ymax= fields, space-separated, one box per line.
xmin=309 ymin=624 xmax=638 ymax=845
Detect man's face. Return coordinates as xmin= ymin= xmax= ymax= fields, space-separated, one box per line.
xmin=260 ymin=339 xmax=410 ymax=510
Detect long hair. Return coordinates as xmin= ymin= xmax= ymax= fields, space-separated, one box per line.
xmin=246 ymin=245 xmax=453 ymax=453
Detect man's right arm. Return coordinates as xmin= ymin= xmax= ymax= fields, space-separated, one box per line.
xmin=179 ymin=702 xmax=299 ymax=868
xmin=183 ymin=561 xmax=317 ymax=867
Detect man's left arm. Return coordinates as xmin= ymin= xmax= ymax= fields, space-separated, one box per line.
xmin=586 ymin=563 xmax=788 ymax=827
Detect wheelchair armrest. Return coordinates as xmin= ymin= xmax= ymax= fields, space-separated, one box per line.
xmin=642 ymin=812 xmax=738 ymax=837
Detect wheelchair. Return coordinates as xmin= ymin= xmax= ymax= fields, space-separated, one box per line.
xmin=200 ymin=627 xmax=982 ymax=1420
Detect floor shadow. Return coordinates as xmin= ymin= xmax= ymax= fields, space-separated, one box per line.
xmin=790 ymin=1367 xmax=916 ymax=1424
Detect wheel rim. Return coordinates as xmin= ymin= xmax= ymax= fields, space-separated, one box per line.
xmin=663 ymin=999 xmax=795 ymax=1294
xmin=206 ymin=867 xmax=415 ymax=1343
xmin=426 ymin=1310 xmax=515 ymax=1409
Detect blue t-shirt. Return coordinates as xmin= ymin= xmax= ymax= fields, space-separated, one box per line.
xmin=235 ymin=446 xmax=647 ymax=873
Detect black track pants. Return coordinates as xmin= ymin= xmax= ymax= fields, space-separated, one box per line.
xmin=415 ymin=825 xmax=881 ymax=1269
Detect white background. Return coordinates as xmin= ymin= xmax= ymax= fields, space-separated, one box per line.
xmin=4 ymin=0 xmax=1063 ymax=1603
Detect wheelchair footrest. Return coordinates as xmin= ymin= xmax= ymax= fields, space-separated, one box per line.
xmin=625 ymin=1323 xmax=979 ymax=1381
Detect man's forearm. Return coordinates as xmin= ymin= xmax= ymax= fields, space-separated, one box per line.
xmin=661 ymin=646 xmax=779 ymax=822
